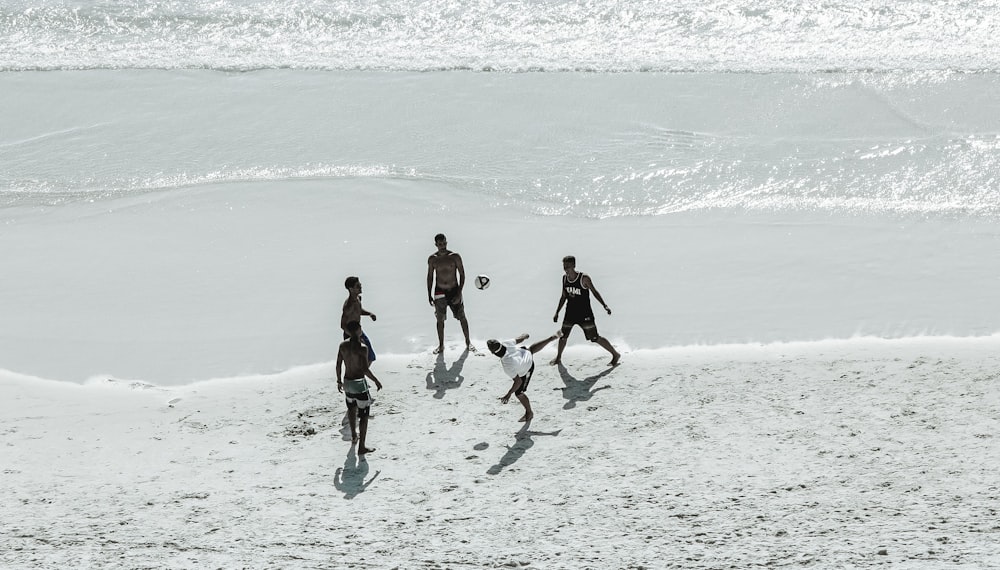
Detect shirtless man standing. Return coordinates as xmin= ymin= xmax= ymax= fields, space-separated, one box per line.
xmin=427 ymin=233 xmax=474 ymax=353
xmin=337 ymin=321 xmax=383 ymax=455
xmin=342 ymin=276 xmax=376 ymax=362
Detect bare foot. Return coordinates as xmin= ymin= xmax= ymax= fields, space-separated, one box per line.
xmin=549 ymin=358 xmax=561 ymax=366
xmin=432 ymin=346 xmax=444 ymax=354
xmin=609 ymin=353 xmax=621 ymax=366
xmin=358 ymin=447 xmax=375 ymax=455
xmin=518 ymin=414 xmax=533 ymax=422
xmin=467 ymin=344 xmax=477 ymax=352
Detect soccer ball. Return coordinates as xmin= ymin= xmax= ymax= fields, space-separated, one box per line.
xmin=474 ymin=274 xmax=491 ymax=290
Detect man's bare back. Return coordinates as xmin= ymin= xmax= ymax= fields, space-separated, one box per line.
xmin=336 ymin=321 xmax=382 ymax=455
xmin=338 ymin=340 xmax=370 ymax=380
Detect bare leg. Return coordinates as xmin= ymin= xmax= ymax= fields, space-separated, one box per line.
xmin=515 ymin=393 xmax=533 ymax=422
xmin=434 ymin=320 xmax=445 ymax=354
xmin=358 ymin=415 xmax=374 ymax=454
xmin=596 ymin=336 xmax=621 ymax=365
xmin=460 ymin=317 xmax=474 ymax=350
xmin=348 ymin=407 xmax=358 ymax=443
xmin=550 ymin=335 xmax=568 ymax=365
xmin=528 ymin=333 xmax=559 ymax=354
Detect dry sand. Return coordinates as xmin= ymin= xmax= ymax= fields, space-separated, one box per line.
xmin=3 ymin=338 xmax=1000 ymax=568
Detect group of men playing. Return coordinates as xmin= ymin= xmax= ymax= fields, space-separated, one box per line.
xmin=336 ymin=233 xmax=621 ymax=455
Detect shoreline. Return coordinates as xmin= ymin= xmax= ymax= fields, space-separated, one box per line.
xmin=4 ymin=335 xmax=999 ymax=567
xmin=4 ymin=332 xmax=1000 ymax=387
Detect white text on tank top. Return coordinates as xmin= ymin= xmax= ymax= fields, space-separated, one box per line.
xmin=564 ymin=273 xmax=593 ymax=317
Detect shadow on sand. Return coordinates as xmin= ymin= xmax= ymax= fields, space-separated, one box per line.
xmin=334 ymin=446 xmax=380 ymax=499
xmin=426 ymin=350 xmax=470 ymax=399
xmin=487 ymin=423 xmax=562 ymax=475
xmin=554 ymin=363 xmax=615 ymax=409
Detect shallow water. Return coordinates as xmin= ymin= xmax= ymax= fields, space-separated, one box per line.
xmin=3 ymin=2 xmax=999 ymax=384
xmin=4 ymin=70 xmax=1000 ymax=217
xmin=2 ymin=164 xmax=999 ymax=383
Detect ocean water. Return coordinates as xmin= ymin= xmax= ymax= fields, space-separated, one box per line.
xmin=2 ymin=1 xmax=999 ymax=384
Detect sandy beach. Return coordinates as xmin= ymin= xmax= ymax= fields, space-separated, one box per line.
xmin=4 ymin=337 xmax=999 ymax=568
xmin=5 ymin=2 xmax=1000 ymax=568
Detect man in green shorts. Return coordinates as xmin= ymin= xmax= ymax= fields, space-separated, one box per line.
xmin=337 ymin=321 xmax=383 ymax=455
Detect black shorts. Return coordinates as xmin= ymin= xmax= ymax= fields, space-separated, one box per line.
xmin=561 ymin=315 xmax=600 ymax=341
xmin=433 ymin=288 xmax=466 ymax=322
xmin=514 ymin=362 xmax=535 ymax=395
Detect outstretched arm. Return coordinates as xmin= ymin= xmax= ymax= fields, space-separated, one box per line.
xmin=500 ymin=377 xmax=524 ymax=404
xmin=583 ymin=275 xmax=611 ymax=315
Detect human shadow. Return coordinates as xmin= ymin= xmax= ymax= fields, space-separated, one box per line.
xmin=555 ymin=364 xmax=615 ymax=410
xmin=425 ymin=350 xmax=469 ymax=400
xmin=486 ymin=423 xmax=562 ymax=475
xmin=333 ymin=446 xmax=380 ymax=499
xmin=338 ymin=413 xmax=353 ymax=441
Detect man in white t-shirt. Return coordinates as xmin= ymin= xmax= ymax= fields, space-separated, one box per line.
xmin=486 ymin=332 xmax=561 ymax=423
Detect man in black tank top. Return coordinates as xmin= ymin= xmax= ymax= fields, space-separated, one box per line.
xmin=551 ymin=255 xmax=621 ymax=366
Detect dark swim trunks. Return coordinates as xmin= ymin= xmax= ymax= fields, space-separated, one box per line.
xmin=342 ymin=331 xmax=376 ymax=362
xmin=433 ymin=286 xmax=466 ymax=322
xmin=514 ymin=362 xmax=535 ymax=395
xmin=561 ymin=316 xmax=600 ymax=342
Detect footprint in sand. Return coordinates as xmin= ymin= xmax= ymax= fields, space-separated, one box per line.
xmin=167 ymin=398 xmax=182 ymax=408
